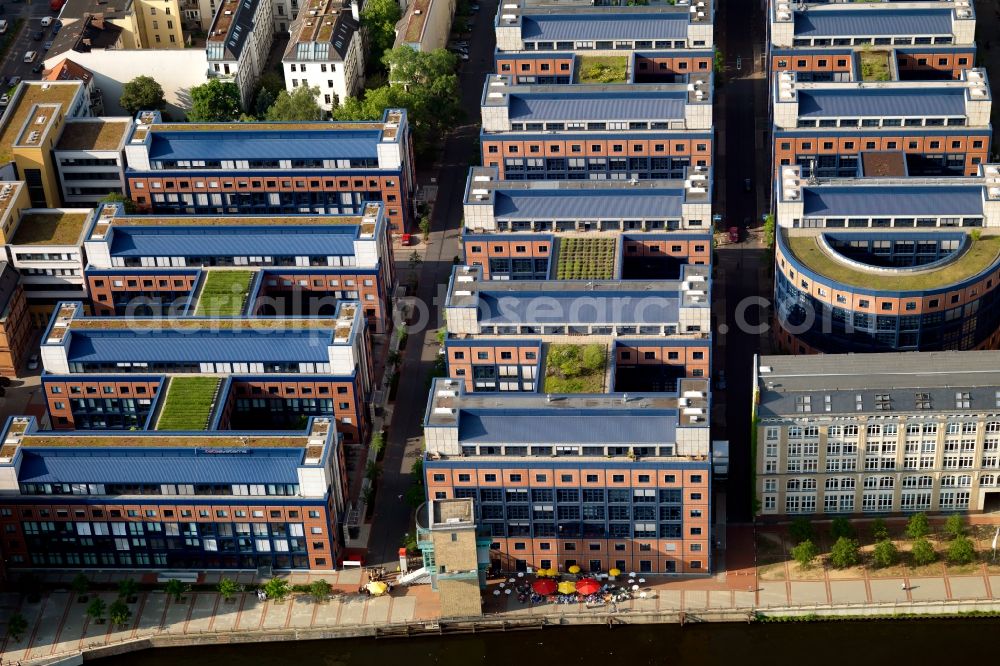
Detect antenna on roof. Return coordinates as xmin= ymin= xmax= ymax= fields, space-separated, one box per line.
xmin=622 ymin=393 xmax=629 ymax=404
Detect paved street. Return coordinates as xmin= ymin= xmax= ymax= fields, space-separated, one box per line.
xmin=364 ymin=1 xmax=498 ymax=567
xmin=0 ymin=5 xmax=61 ymax=89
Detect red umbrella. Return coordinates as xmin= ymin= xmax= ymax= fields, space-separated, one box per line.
xmin=532 ymin=578 xmax=557 ymax=595
xmin=576 ymin=578 xmax=601 ymax=596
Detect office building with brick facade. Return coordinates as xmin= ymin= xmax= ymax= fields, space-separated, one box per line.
xmin=754 ymin=350 xmax=1000 ymax=518
xmin=39 ymin=299 xmax=374 ymax=449
xmin=772 ymin=163 xmax=1000 ymax=354
xmin=423 ymin=378 xmax=712 ymax=574
xmin=0 ymin=415 xmax=347 ymax=571
xmin=81 ymin=201 xmax=394 ymax=333
xmin=123 ymin=109 xmax=416 ymax=234
xmin=461 ymin=166 xmax=712 ymax=280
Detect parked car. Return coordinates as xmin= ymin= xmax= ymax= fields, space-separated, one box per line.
xmin=400 ymin=233 xmax=413 ymax=246
xmin=51 ymin=20 xmax=61 ymax=34
xmin=0 ymin=19 xmax=8 ymax=34
xmin=27 ymin=354 xmax=38 ymax=370
xmin=23 ymin=51 xmax=37 ymax=63
xmin=31 ymin=62 xmax=43 ymax=73
xmin=728 ymin=226 xmax=739 ymax=243
xmin=744 ymin=177 xmax=751 ymax=192
xmin=31 ymin=30 xmax=43 ymax=40
xmin=8 ymin=76 xmax=20 ymax=88
xmin=715 ymin=370 xmax=727 ymax=391
xmin=0 ymin=94 xmax=9 ymax=107
xmin=43 ymin=40 xmax=51 ymax=51
xmin=40 ymin=15 xmax=53 ymax=26
xmin=469 ymin=3 xmax=480 ymax=10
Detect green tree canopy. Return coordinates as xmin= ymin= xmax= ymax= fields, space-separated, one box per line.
xmin=789 ymin=517 xmax=814 ymax=544
xmin=188 ymin=80 xmax=242 ymax=122
xmin=362 ymin=0 xmax=402 ymax=64
xmin=830 ymin=517 xmax=854 ymax=540
xmin=870 ymin=517 xmax=890 ymax=542
xmin=100 ymin=192 xmax=138 ymax=213
xmin=911 ymin=537 xmax=937 ymax=565
xmin=263 ymin=577 xmax=289 ymax=601
xmin=86 ymin=597 xmax=106 ymax=622
xmin=120 ymin=75 xmax=165 ymax=115
xmin=265 ymin=86 xmax=325 ymax=121
xmin=218 ymin=577 xmax=240 ymax=601
xmin=947 ymin=535 xmax=976 ymax=565
xmin=334 ymin=48 xmax=462 ymax=159
xmin=944 ymin=514 xmax=966 ymax=539
xmin=109 ymin=599 xmax=131 ymax=627
xmin=906 ymin=512 xmax=931 ymax=540
xmin=828 ymin=537 xmax=860 ymax=569
xmin=6 ymin=612 xmax=26 ymax=641
xmin=872 ymin=539 xmax=899 ymax=568
xmin=791 ymin=539 xmax=818 ymax=568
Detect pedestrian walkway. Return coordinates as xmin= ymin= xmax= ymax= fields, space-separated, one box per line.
xmin=0 ymin=570 xmax=441 ymax=665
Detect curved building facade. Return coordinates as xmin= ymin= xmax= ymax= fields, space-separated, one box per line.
xmin=774 ymin=230 xmax=1000 ymax=354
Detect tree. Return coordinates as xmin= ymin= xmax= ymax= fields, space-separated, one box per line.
xmin=86 ymin=597 xmax=107 ymax=624
xmin=906 ymin=512 xmax=931 ymax=540
xmin=828 ymin=536 xmax=860 ymax=569
xmin=253 ymin=86 xmax=277 ymax=119
xmin=365 ymin=460 xmax=380 ymax=481
xmin=944 ymin=514 xmax=966 ymax=539
xmin=109 ymin=599 xmax=131 ymax=627
xmin=419 ymin=216 xmax=431 ymax=241
xmin=258 ymin=71 xmax=285 ymax=98
xmin=188 ymin=80 xmax=242 ymax=122
xmin=791 ymin=539 xmax=818 ymax=569
xmin=100 ymin=192 xmax=139 ymax=214
xmin=830 ymin=517 xmax=854 ymax=540
xmin=218 ymin=577 xmax=240 ymax=602
xmin=265 ymin=86 xmax=325 ymax=121
xmin=762 ymin=213 xmax=776 ymax=249
xmin=263 ymin=578 xmax=289 ymax=601
xmin=789 ymin=517 xmax=814 ymax=544
xmin=6 ymin=612 xmax=26 ymax=642
xmin=71 ymin=573 xmax=90 ymax=601
xmin=164 ymin=578 xmax=187 ymax=603
xmin=117 ymin=578 xmax=138 ymax=602
xmin=370 ymin=431 xmax=386 ymax=457
xmin=120 ymin=75 xmax=165 ymax=115
xmin=309 ymin=579 xmax=331 ymax=602
xmin=911 ymin=537 xmax=937 ymax=566
xmin=872 ymin=539 xmax=899 ymax=568
xmin=947 ymin=535 xmax=976 ymax=565
xmin=361 ymin=0 xmax=402 ymax=65
xmin=870 ymin=517 xmax=890 ymax=542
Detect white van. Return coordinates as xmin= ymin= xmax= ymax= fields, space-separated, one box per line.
xmin=0 ymin=20 xmax=9 ymax=34
xmin=40 ymin=16 xmax=53 ymax=27
xmin=23 ymin=51 xmax=37 ymax=63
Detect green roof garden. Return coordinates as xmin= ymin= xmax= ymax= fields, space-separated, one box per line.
xmin=543 ymin=343 xmax=608 ymax=393
xmin=556 ymin=237 xmax=617 ymax=279
xmin=785 ymin=233 xmax=1000 ymax=292
xmin=195 ymin=270 xmax=254 ymax=316
xmin=859 ymin=50 xmax=891 ymax=82
xmin=155 ymin=377 xmax=222 ymax=431
xmin=574 ymin=56 xmax=628 ymax=84
xmin=11 ymin=212 xmax=90 ymax=245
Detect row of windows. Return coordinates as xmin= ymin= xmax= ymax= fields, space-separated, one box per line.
xmin=789 ymin=36 xmax=955 ymax=48
xmin=777 ymin=55 xmax=970 ymax=70
xmin=521 ymin=40 xmax=694 ymax=51
xmin=454 ymin=486 xmax=698 ymax=501
xmin=779 ymin=138 xmax=984 ymax=151
xmin=494 ymin=144 xmax=707 ymax=155
xmin=20 ymin=483 xmax=302 ymax=497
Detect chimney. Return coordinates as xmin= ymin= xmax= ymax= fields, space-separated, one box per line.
xmin=350 ymin=1 xmax=359 ymax=21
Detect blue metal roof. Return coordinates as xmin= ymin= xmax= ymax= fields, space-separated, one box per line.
xmin=479 ymin=292 xmax=679 ymax=325
xmin=793 ymin=9 xmax=953 ymax=37
xmin=67 ymin=330 xmax=332 ymax=364
xmin=797 ymin=88 xmax=967 ymax=118
xmin=509 ymin=92 xmax=686 ymax=121
xmin=147 ymin=129 xmax=381 ymax=161
xmin=521 ymin=14 xmax=688 ymax=42
xmin=110 ymin=227 xmax=358 ymax=257
xmin=458 ymin=408 xmax=677 ymax=444
xmin=802 ymin=185 xmax=985 ymax=217
xmin=18 ymin=449 xmax=301 ymax=484
xmin=495 ymin=190 xmax=683 ymax=220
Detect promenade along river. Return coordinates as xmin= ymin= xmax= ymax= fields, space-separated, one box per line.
xmin=98 ymin=617 xmax=995 ymax=665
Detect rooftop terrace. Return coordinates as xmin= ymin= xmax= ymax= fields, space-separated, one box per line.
xmin=10 ymin=211 xmax=90 ymax=246
xmin=194 ymin=270 xmax=253 ymax=316
xmin=573 ymin=55 xmax=628 ymax=84
xmin=155 ymin=377 xmax=222 ymax=431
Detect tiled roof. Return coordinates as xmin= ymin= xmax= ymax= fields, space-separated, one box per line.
xmin=478 ymin=291 xmax=679 ymax=324
xmin=509 ymin=91 xmax=686 ymax=121
xmin=458 ymin=409 xmax=678 ymax=444
xmin=66 ymin=330 xmax=334 ymax=363
xmin=796 ymin=88 xmax=967 ymax=118
xmin=521 ymin=14 xmax=688 ymax=41
xmin=793 ymin=9 xmax=953 ymax=38
xmin=494 ymin=190 xmax=684 ymax=219
xmin=145 ymin=129 xmax=382 ymax=161
xmin=109 ymin=227 xmax=358 ymax=257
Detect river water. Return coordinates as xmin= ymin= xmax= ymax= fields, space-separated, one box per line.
xmin=95 ymin=618 xmax=994 ymax=665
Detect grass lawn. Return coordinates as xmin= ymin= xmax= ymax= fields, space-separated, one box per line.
xmin=543 ymin=343 xmax=607 ymax=393
xmin=575 ymin=55 xmax=628 ymax=83
xmin=555 ymin=238 xmax=616 ymax=280
xmin=195 ymin=271 xmax=254 ymax=316
xmin=156 ymin=377 xmax=221 ymax=431
xmin=786 ymin=234 xmax=1000 ymax=291
xmin=11 ymin=213 xmax=90 ymax=245
xmin=860 ymin=50 xmax=891 ymax=81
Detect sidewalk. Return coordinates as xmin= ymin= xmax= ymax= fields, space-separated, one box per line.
xmin=0 ymin=570 xmax=441 ymax=665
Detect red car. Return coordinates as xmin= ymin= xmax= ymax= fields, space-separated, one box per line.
xmin=728 ymin=226 xmax=740 ymax=243
xmin=400 ymin=233 xmax=413 ymax=246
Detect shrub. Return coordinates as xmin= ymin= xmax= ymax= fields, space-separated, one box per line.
xmin=117 ymin=578 xmax=138 ymax=601
xmin=109 ymin=599 xmax=131 ymax=627
xmin=71 ymin=573 xmax=90 ymax=599
xmin=86 ymin=597 xmax=107 ymax=624
xmin=791 ymin=539 xmax=818 ymax=568
xmin=218 ymin=577 xmax=240 ymax=602
xmin=828 ymin=537 xmax=860 ymax=569
xmin=872 ymin=539 xmax=899 ymax=568
xmin=870 ymin=517 xmax=890 ymax=542
xmin=164 ymin=579 xmax=187 ymax=602
xmin=947 ymin=535 xmax=976 ymax=565
xmin=264 ymin=578 xmax=290 ymax=601
xmin=906 ymin=512 xmax=930 ymax=540
xmin=944 ymin=514 xmax=966 ymax=539
xmin=789 ymin=517 xmax=814 ymax=544
xmin=911 ymin=537 xmax=937 ymax=566
xmin=6 ymin=612 xmax=26 ymax=641
xmin=830 ymin=517 xmax=854 ymax=540
xmin=310 ymin=580 xmax=332 ymax=601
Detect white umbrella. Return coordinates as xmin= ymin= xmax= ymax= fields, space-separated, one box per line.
xmin=632 ymin=584 xmax=639 ymax=591
xmin=517 ymin=572 xmax=525 ymax=578
xmin=493 ymin=590 xmax=501 ymax=596
xmin=629 ymin=572 xmax=637 ymax=578
xmin=638 ymin=578 xmax=646 ymax=583
xmin=499 ymin=582 xmax=505 ymax=588
xmin=505 ymin=588 xmax=512 ymax=595
xmin=508 ymin=577 xmax=516 ymax=583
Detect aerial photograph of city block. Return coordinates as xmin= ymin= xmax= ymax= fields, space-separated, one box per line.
xmin=0 ymin=0 xmax=995 ymax=661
